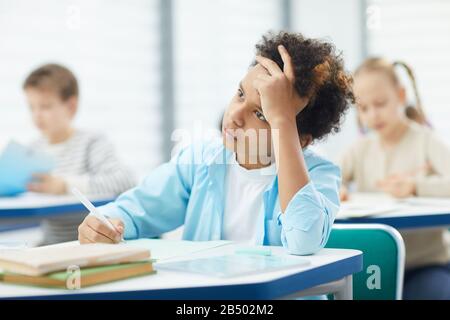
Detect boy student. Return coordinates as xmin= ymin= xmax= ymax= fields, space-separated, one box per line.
xmin=78 ymin=31 xmax=354 ymax=255
xmin=23 ymin=63 xmax=136 ymax=245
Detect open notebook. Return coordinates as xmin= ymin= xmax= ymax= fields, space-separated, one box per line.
xmin=338 ymin=202 xmax=402 ymax=218
xmin=0 ymin=243 xmax=150 ymax=276
xmin=338 ymin=192 xmax=450 ymax=218
xmin=338 ymin=192 xmax=401 ymax=218
xmin=126 ymin=239 xmax=232 ymax=262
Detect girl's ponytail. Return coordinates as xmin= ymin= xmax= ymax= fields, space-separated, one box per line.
xmin=393 ymin=61 xmax=430 ymax=126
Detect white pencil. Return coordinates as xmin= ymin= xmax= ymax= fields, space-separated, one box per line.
xmin=71 ymin=187 xmax=122 ymax=241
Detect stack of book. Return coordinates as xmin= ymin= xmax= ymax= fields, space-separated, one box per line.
xmin=0 ymin=243 xmax=154 ymax=289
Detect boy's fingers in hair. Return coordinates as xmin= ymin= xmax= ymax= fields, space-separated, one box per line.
xmin=278 ymin=45 xmax=295 ymax=83
xmin=255 ymin=56 xmax=283 ymax=76
xmin=252 ymin=79 xmax=268 ymax=93
xmin=86 ymin=216 xmax=119 ymax=241
xmin=256 ymin=74 xmax=272 ymax=82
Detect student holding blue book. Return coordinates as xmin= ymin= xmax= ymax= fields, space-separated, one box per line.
xmin=78 ymin=31 xmax=354 ymax=256
xmin=22 ymin=64 xmax=136 ymax=245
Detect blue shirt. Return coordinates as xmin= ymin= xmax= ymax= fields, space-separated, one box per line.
xmin=99 ymin=140 xmax=341 ymax=255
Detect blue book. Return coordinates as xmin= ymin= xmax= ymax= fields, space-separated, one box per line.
xmin=0 ymin=141 xmax=54 ymax=197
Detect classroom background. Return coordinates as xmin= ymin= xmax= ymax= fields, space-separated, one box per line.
xmin=1 ymin=0 xmax=449 ymax=178
xmin=1 ymin=0 xmax=450 ymax=301
xmin=2 ymin=0 xmax=450 ymax=242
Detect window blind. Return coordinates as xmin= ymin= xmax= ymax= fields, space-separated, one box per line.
xmin=0 ymin=0 xmax=163 ymax=178
xmin=172 ymin=0 xmax=284 ymax=143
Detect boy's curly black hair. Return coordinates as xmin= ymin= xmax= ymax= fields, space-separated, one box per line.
xmin=253 ymin=31 xmax=354 ymax=141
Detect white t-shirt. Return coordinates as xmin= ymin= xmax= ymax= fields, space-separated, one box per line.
xmin=222 ymin=154 xmax=277 ymax=244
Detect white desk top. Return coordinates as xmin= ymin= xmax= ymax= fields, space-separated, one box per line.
xmin=337 ymin=192 xmax=450 ymax=229
xmin=339 ymin=192 xmax=450 ymax=218
xmin=0 ymin=242 xmax=362 ymax=299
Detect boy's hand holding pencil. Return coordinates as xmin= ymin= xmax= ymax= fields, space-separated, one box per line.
xmin=78 ymin=215 xmax=124 ymax=244
xmin=72 ymin=188 xmax=125 ymax=244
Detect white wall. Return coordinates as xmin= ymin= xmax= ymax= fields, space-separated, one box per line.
xmin=172 ymin=0 xmax=283 ymax=144
xmin=367 ymin=0 xmax=450 ymax=144
xmin=0 ymin=0 xmax=163 ymax=179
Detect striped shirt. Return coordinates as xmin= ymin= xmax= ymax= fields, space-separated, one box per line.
xmin=31 ymin=130 xmax=136 ymax=245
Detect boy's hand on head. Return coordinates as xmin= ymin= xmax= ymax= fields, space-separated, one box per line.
xmin=27 ymin=174 xmax=67 ymax=195
xmin=253 ymin=45 xmax=308 ymax=126
xmin=78 ymin=215 xmax=124 ymax=244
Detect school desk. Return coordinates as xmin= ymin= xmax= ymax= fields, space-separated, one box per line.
xmin=0 ymin=242 xmax=363 ymax=300
xmin=336 ymin=193 xmax=450 ymax=230
xmin=0 ymin=192 xmax=113 ymax=232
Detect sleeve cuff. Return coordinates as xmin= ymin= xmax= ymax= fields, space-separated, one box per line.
xmin=277 ymin=181 xmax=326 ymax=232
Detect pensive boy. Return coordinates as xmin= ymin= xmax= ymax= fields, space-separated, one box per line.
xmin=78 ymin=31 xmax=354 ymax=255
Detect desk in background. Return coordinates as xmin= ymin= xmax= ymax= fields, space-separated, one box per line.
xmin=0 ymin=192 xmax=114 ymax=232
xmin=336 ymin=193 xmax=450 ymax=230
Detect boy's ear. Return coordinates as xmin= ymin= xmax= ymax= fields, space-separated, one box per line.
xmin=300 ymin=134 xmax=313 ymax=149
xmin=66 ymin=96 xmax=78 ymax=117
